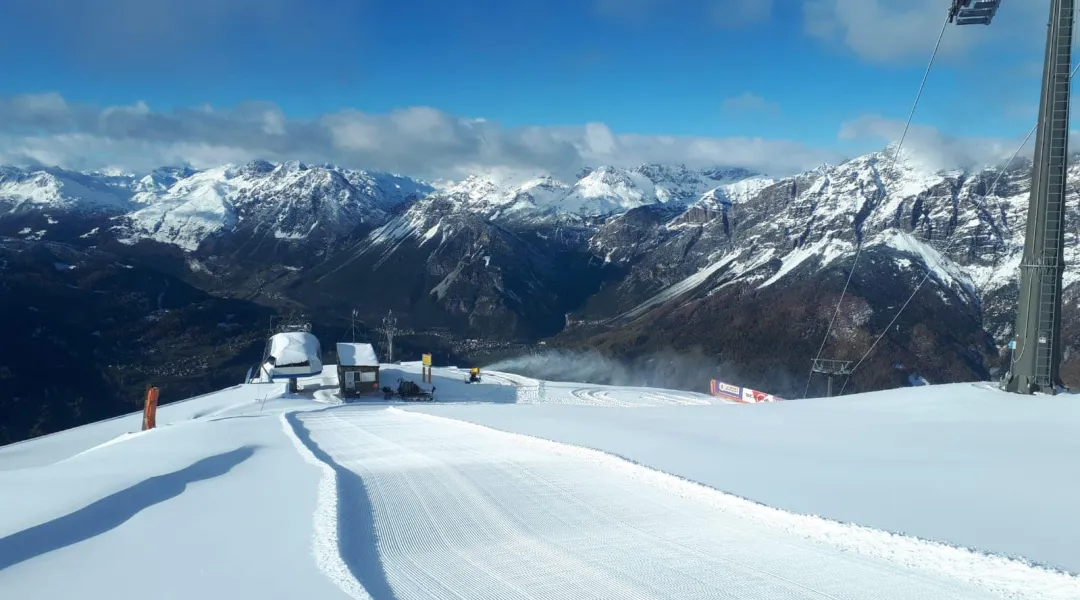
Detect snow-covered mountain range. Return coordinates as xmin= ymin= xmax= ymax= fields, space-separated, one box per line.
xmin=0 ymin=161 xmax=432 ymax=252
xmin=4 ymin=147 xmax=1080 ymax=396
xmin=0 ymin=160 xmax=770 ymax=249
xmin=429 ymin=164 xmax=769 ymax=224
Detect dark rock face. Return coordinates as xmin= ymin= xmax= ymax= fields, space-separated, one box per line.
xmin=295 ymin=196 xmax=614 ymax=340
xmin=0 ymin=239 xmax=272 ymax=445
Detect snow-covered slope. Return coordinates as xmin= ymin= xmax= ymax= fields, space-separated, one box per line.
xmin=0 ymin=166 xmax=134 ymax=213
xmin=416 ymin=374 xmax=1080 ymax=574
xmin=576 ymin=146 xmax=1063 ymax=344
xmin=1 ymin=365 xmax=1077 ymax=600
xmin=123 ymin=166 xmax=243 ymax=251
xmin=730 ymin=145 xmax=1032 ymax=300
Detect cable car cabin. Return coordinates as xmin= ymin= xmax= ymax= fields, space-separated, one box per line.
xmin=336 ymin=342 xmax=380 ymax=398
xmin=949 ymin=0 xmax=1000 ymax=25
xmin=262 ymin=332 xmax=323 ymax=388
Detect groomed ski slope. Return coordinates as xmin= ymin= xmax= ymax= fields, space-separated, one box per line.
xmin=0 ymin=364 xmax=1078 ymax=600
xmin=292 ymin=406 xmax=1045 ymax=600
xmin=410 ymin=371 xmax=1080 ymax=575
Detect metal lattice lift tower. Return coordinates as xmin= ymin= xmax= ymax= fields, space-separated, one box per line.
xmin=375 ymin=310 xmax=398 ymax=364
xmin=811 ymin=359 xmax=854 ymax=398
xmin=1002 ymin=0 xmax=1074 ymax=394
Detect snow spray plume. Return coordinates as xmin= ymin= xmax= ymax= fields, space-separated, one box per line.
xmin=489 ymin=348 xmax=803 ymax=398
xmin=488 ymin=348 xmax=730 ymax=394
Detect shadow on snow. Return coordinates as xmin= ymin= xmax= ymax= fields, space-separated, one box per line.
xmin=0 ymin=445 xmax=258 ymax=571
xmin=285 ymin=411 xmax=399 ymax=600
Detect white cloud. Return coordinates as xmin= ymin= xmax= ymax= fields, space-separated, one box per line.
xmin=803 ymin=0 xmax=1046 ymax=63
xmin=0 ymin=94 xmax=842 ymax=179
xmin=722 ymin=92 xmax=781 ymax=115
xmin=836 ymin=113 xmax=1051 ymax=171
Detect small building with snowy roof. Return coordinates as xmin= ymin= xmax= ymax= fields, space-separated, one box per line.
xmin=336 ymin=343 xmax=380 ymax=398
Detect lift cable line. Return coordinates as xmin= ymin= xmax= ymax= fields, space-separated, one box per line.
xmin=985 ymin=58 xmax=1080 ymax=215
xmin=841 ymin=0 xmax=1079 ymax=396
xmin=840 ymin=61 xmax=1080 ymax=395
xmin=802 ymin=9 xmax=954 ymax=400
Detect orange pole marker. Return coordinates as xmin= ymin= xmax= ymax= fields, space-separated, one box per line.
xmin=143 ymin=386 xmax=159 ymax=431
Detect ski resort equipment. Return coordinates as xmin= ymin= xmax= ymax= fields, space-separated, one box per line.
xmin=337 ymin=342 xmax=380 ymax=398
xmin=261 ymin=328 xmax=323 ymax=393
xmin=392 ymin=378 xmax=435 ymax=401
xmin=948 ymin=0 xmax=1000 ymax=25
xmin=467 ymin=367 xmax=482 ymax=384
xmin=263 ymin=332 xmax=323 ymax=378
xmin=376 ymin=310 xmax=398 ymax=363
xmin=811 ymin=359 xmax=854 ymax=398
xmin=1004 ymin=0 xmax=1073 ymax=395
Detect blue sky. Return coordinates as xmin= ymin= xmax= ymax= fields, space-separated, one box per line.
xmin=0 ymin=0 xmax=1056 ymax=178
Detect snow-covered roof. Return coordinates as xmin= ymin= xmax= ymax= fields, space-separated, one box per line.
xmin=337 ymin=343 xmax=379 ymax=367
xmin=267 ymin=332 xmax=321 ymax=367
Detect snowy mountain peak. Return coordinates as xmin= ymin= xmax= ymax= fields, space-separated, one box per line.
xmin=562 ymin=166 xmax=655 ymax=216
xmin=0 ymin=166 xmax=134 ymax=212
xmin=429 ymin=163 xmax=759 ymax=222
xmin=80 ymin=161 xmax=433 ymax=251
xmin=277 ymin=160 xmax=309 ymax=173
xmin=238 ymin=160 xmax=276 ymax=177
xmin=444 ymin=174 xmax=502 ymax=200
xmin=135 ymin=167 xmax=197 ymax=193
xmin=634 ymin=163 xmax=750 ymax=187
xmin=702 ymin=166 xmax=761 ymax=182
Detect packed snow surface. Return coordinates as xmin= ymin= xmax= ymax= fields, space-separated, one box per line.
xmin=291 ymin=407 xmax=1009 ymax=600
xmin=412 ymin=376 xmax=1080 ymax=574
xmin=0 ymin=389 xmax=349 ymax=599
xmin=0 ymin=365 xmax=1077 ymax=600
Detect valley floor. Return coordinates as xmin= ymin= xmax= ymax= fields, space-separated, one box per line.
xmin=0 ymin=365 xmax=1076 ymax=600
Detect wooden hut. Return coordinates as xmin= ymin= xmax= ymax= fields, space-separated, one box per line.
xmin=336 ymin=343 xmax=379 ymax=397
